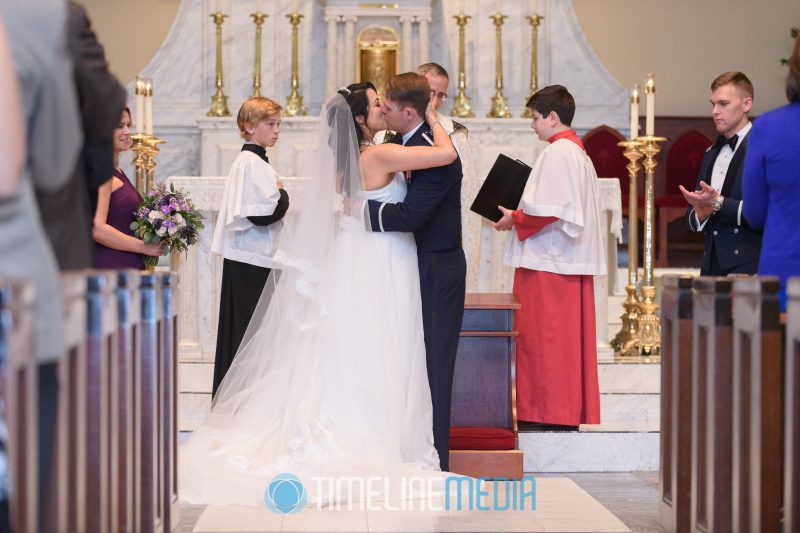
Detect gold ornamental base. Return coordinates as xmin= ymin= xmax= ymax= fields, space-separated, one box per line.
xmin=629 ymin=284 xmax=661 ymax=356
xmin=488 ymin=93 xmax=511 ymax=118
xmin=610 ymin=284 xmax=641 ymax=356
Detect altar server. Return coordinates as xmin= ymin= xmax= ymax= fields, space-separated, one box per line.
xmin=211 ymin=97 xmax=289 ymax=397
xmin=494 ymin=85 xmax=603 ymax=429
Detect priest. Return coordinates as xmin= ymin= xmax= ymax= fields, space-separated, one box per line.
xmin=493 ymin=85 xmax=603 ymax=430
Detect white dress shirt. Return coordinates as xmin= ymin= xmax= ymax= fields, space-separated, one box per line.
xmin=695 ymin=121 xmax=752 ymax=230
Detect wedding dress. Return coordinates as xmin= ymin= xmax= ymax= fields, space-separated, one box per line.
xmin=180 ymin=95 xmax=442 ymax=507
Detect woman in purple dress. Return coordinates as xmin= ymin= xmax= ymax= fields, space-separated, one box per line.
xmin=93 ymin=107 xmax=162 ymax=268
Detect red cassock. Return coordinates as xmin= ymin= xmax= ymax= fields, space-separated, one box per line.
xmin=508 ymin=133 xmax=602 ymax=426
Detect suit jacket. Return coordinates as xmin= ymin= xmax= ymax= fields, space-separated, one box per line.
xmin=367 ymin=125 xmax=463 ymax=252
xmin=0 ymin=0 xmax=82 ymax=361
xmin=685 ymin=132 xmax=762 ymax=274
xmin=36 ymin=1 xmax=126 ymax=270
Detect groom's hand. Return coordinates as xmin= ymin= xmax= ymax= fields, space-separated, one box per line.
xmin=492 ymin=206 xmax=514 ymax=231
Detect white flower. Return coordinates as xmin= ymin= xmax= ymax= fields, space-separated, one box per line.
xmin=173 ymin=213 xmax=184 ymax=224
xmin=156 ymin=227 xmax=167 ymax=237
xmin=148 ymin=211 xmax=164 ymax=221
xmin=168 ymin=225 xmax=179 ymax=236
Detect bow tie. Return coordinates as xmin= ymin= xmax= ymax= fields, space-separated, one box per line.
xmin=714 ymin=134 xmax=738 ymax=151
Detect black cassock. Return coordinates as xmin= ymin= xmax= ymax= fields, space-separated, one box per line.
xmin=212 ymin=144 xmax=289 ymax=397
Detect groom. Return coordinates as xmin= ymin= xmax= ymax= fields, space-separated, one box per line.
xmin=366 ymin=73 xmax=465 ymax=471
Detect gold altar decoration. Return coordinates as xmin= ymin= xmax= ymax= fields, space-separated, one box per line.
xmin=634 ymin=134 xmax=667 ymax=356
xmin=610 ymin=140 xmax=644 ymax=356
xmin=451 ymin=14 xmax=475 ymax=118
xmin=357 ymin=26 xmax=399 ymax=95
xmin=487 ymin=13 xmax=511 ymax=118
xmin=208 ymin=11 xmax=230 ymax=117
xmin=250 ymin=11 xmax=268 ymax=98
xmin=284 ymin=11 xmax=307 ymax=116
xmin=143 ymin=137 xmax=167 ymax=193
xmin=131 ymin=133 xmax=150 ymax=194
xmin=522 ymin=15 xmax=543 ymax=118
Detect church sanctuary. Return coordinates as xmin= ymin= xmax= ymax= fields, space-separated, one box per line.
xmin=2 ymin=0 xmax=800 ymax=531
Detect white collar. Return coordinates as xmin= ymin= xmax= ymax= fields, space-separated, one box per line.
xmin=731 ymin=121 xmax=752 ymax=151
xmin=401 ymin=121 xmax=425 ymax=145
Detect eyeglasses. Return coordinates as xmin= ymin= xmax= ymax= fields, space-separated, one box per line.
xmin=431 ymin=91 xmax=449 ymax=102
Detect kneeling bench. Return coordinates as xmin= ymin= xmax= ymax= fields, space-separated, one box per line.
xmin=449 ymin=293 xmax=523 ymax=479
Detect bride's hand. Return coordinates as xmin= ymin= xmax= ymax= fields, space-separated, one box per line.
xmin=425 ymin=95 xmax=438 ymax=126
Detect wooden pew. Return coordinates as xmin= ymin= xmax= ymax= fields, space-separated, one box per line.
xmin=85 ymin=272 xmax=116 ymax=532
xmin=690 ymin=277 xmax=733 ymax=533
xmin=0 ymin=279 xmax=38 ymax=533
xmin=731 ymin=277 xmax=783 ymax=533
xmin=449 ymin=293 xmax=522 ymax=479
xmin=784 ymin=279 xmax=800 ymax=533
xmin=659 ymin=275 xmax=694 ymax=532
xmin=139 ymin=272 xmax=164 ymax=533
xmin=113 ymin=270 xmax=141 ymax=532
xmin=158 ymin=272 xmax=180 ymax=531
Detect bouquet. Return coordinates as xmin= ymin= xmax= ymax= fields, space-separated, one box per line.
xmin=130 ymin=182 xmax=204 ymax=266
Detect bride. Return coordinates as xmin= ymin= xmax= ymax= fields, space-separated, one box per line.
xmin=180 ymin=84 xmax=458 ymax=506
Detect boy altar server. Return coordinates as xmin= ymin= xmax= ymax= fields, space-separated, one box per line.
xmin=493 ymin=85 xmax=603 ymax=430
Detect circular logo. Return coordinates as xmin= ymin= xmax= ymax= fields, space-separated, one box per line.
xmin=264 ymin=473 xmax=307 ymax=514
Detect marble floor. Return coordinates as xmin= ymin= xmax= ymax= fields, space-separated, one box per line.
xmin=176 ymin=472 xmax=664 ymax=533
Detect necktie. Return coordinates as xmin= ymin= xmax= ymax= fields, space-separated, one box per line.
xmin=714 ymin=134 xmax=738 ymax=151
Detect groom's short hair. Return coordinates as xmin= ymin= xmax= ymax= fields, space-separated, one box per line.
xmin=385 ymin=73 xmax=429 ymax=119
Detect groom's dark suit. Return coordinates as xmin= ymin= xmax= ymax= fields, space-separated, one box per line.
xmin=367 ymin=124 xmax=465 ymax=471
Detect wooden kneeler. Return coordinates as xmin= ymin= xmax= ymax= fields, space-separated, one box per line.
xmin=785 ymin=279 xmax=800 ymax=533
xmin=449 ymin=293 xmax=523 ymax=479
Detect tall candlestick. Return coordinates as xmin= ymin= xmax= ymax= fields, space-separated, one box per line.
xmin=144 ymin=79 xmax=153 ymax=136
xmin=487 ymin=13 xmax=510 ymax=118
xmin=451 ymin=14 xmax=475 ymax=118
xmin=645 ymin=73 xmax=655 ymax=136
xmin=135 ymin=76 xmax=145 ymax=134
xmin=630 ymin=84 xmax=640 ymax=140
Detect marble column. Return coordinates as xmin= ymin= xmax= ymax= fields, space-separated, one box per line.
xmin=418 ymin=16 xmax=430 ymax=65
xmin=326 ymin=15 xmax=340 ymax=96
xmin=343 ymin=16 xmax=357 ymax=84
xmin=401 ymin=16 xmax=413 ymax=72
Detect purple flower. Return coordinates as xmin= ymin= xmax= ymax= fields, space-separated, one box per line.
xmin=164 ymin=220 xmax=176 ymax=228
xmin=160 ymin=204 xmax=172 ymax=214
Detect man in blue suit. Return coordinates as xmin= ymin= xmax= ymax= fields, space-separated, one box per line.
xmin=680 ymin=71 xmax=762 ymax=275
xmin=367 ymin=72 xmax=464 ymax=471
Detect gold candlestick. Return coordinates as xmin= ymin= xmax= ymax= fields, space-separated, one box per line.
xmin=611 ymin=140 xmax=645 ymax=356
xmin=130 ymin=133 xmax=151 ymax=194
xmin=284 ymin=12 xmax=307 ymax=117
xmin=487 ymin=13 xmax=510 ymax=118
xmin=207 ymin=11 xmax=231 ymax=117
xmin=144 ymin=137 xmax=166 ymax=192
xmin=251 ymin=11 xmax=268 ymax=97
xmin=635 ymin=135 xmax=668 ymax=356
xmin=522 ymin=15 xmax=543 ymax=118
xmin=451 ymin=13 xmax=475 ymax=118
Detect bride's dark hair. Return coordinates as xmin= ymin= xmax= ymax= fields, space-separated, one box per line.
xmin=338 ymin=82 xmax=377 ymax=144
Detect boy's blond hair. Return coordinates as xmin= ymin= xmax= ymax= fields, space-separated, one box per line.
xmin=237 ymin=97 xmax=282 ymax=140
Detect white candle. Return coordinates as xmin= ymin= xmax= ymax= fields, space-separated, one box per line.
xmin=645 ymin=73 xmax=655 ymax=136
xmin=135 ymin=76 xmax=144 ymax=135
xmin=459 ymin=0 xmax=465 ymax=14
xmin=215 ymin=0 xmax=221 ymax=12
xmin=144 ymin=79 xmax=153 ymax=136
xmin=495 ymin=0 xmax=501 ymax=13
xmin=630 ymin=84 xmax=639 ymax=140
xmin=256 ymin=0 xmax=261 ymax=12
xmin=293 ymin=0 xmax=298 ymax=13
xmin=531 ymin=0 xmax=537 ymax=14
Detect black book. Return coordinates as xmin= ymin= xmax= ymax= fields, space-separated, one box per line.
xmin=470 ymin=154 xmax=533 ymax=222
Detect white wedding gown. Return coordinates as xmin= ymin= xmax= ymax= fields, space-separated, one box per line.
xmin=180 ymin=173 xmax=443 ymax=506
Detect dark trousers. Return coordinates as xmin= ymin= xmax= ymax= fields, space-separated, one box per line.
xmin=418 ymin=248 xmax=466 ymax=472
xmin=38 ymin=362 xmax=58 ymax=533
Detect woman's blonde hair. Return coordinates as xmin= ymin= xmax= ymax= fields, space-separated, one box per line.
xmin=237 ymin=97 xmax=282 ymax=140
